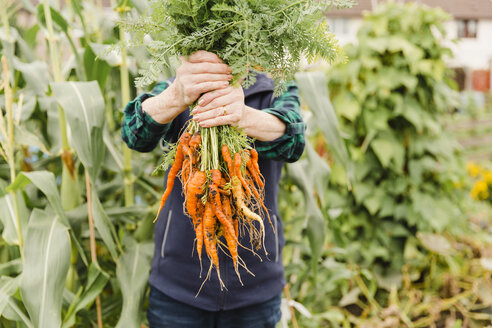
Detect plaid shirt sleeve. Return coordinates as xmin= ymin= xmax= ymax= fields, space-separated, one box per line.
xmin=122 ymin=80 xmax=306 ymax=161
xmin=255 ymin=82 xmax=306 ymax=163
xmin=121 ymin=81 xmax=173 ymax=152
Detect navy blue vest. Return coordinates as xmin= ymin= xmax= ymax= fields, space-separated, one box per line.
xmin=149 ymin=74 xmax=286 ymax=311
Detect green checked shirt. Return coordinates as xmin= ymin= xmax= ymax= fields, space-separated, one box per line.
xmin=121 ymin=76 xmax=305 ymax=162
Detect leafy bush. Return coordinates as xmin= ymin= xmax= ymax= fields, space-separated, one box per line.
xmin=325 ymin=2 xmax=467 ymax=278
xmin=277 ymin=4 xmax=492 ymax=327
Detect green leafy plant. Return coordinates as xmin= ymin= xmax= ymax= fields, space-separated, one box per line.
xmin=325 ymin=1 xmax=466 ymax=272
xmin=120 ymin=0 xmax=353 ymax=91
xmin=277 ymin=4 xmax=492 ymax=326
xmin=0 ymin=1 xmax=161 ymax=327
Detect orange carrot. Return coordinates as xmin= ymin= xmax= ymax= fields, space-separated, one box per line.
xmin=232 ymin=175 xmax=265 ymax=252
xmin=186 ymin=171 xmax=207 ymax=219
xmin=246 ymin=155 xmax=264 ymax=189
xmin=221 ymin=144 xmax=234 ymax=178
xmin=234 ymin=153 xmax=252 ymax=197
xmin=195 ymin=201 xmax=205 ymax=269
xmin=185 ymin=171 xmax=207 ymax=261
xmin=209 ymin=186 xmax=235 ymax=241
xmin=209 ymin=184 xmax=238 ymax=266
xmin=189 ymin=133 xmax=202 ymax=164
xmin=209 ymin=169 xmax=237 ymax=239
xmin=154 ymin=134 xmax=190 ymax=222
xmin=182 ymin=158 xmax=191 ymax=184
xmin=250 ymin=148 xmax=260 ymax=173
xmin=222 ymin=195 xmax=238 ymax=240
xmin=182 ymin=143 xmax=193 ymax=158
xmin=189 ymin=133 xmax=201 ymax=149
xmin=249 ymin=149 xmax=264 ymax=187
xmin=203 ymin=201 xmax=224 ymax=287
xmin=209 ymin=169 xmax=222 ymax=186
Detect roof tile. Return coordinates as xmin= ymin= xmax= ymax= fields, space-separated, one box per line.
xmin=328 ymin=0 xmax=492 ymax=19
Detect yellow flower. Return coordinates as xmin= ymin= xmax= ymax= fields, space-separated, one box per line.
xmin=467 ymin=162 xmax=482 ymax=178
xmin=471 ymin=180 xmax=489 ymax=200
xmin=484 ymin=171 xmax=492 ymax=185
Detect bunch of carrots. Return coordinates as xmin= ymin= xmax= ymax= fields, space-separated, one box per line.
xmin=154 ymin=119 xmax=270 ymax=288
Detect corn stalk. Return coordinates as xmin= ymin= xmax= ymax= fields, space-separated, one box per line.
xmin=85 ymin=171 xmax=104 ymax=328
xmin=43 ymin=0 xmax=80 ymax=210
xmin=0 ymin=56 xmax=24 ymax=261
xmin=119 ymin=26 xmax=134 ymax=206
xmin=1 ymin=1 xmax=12 ymax=42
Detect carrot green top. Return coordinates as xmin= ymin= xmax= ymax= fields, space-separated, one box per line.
xmin=119 ymin=0 xmax=352 ymax=94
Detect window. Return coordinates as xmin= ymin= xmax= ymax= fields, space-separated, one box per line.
xmin=457 ymin=19 xmax=478 ymax=38
xmin=328 ymin=18 xmax=349 ymax=36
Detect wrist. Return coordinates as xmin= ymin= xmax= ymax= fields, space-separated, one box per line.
xmin=237 ymin=106 xmax=255 ymax=131
xmin=239 ymin=106 xmax=286 ymax=141
xmin=142 ymin=83 xmax=186 ymax=124
xmin=159 ymin=82 xmax=188 ymax=112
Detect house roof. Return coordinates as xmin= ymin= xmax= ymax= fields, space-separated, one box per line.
xmin=327 ymin=0 xmax=492 ymax=19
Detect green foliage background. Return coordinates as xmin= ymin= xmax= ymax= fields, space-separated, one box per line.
xmin=326 ymin=2 xmax=466 ymax=271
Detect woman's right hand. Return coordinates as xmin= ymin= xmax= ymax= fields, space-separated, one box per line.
xmin=171 ymin=50 xmax=232 ymax=111
xmin=143 ymin=50 xmax=232 ymax=124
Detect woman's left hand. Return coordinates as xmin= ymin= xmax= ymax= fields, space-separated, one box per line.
xmin=191 ymin=86 xmax=245 ymax=128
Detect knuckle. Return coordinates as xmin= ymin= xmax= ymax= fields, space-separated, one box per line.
xmin=203 ymin=95 xmax=214 ymax=105
xmin=177 ymin=65 xmax=185 ymax=74
xmin=197 ymin=84 xmax=208 ymax=94
xmin=210 ymin=99 xmax=221 ymax=109
xmin=184 ymin=86 xmax=194 ymax=95
xmin=181 ymin=76 xmax=191 ymax=85
xmin=222 ymin=116 xmax=230 ymax=125
xmin=215 ymin=81 xmax=228 ymax=89
xmin=199 ymin=95 xmax=208 ymax=105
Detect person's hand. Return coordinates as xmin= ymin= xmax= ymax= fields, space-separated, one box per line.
xmin=168 ymin=50 xmax=232 ymax=111
xmin=191 ymin=86 xmax=245 ymax=128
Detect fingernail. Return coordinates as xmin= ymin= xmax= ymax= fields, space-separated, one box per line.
xmin=223 ymin=81 xmax=229 ymax=86
xmin=198 ymin=99 xmax=205 ymax=106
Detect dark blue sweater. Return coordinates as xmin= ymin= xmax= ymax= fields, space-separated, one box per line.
xmin=123 ymin=75 xmax=305 ymax=311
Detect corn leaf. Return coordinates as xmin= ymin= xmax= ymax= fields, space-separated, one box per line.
xmin=50 ymin=81 xmax=106 ymax=182
xmin=285 ymin=144 xmax=328 ymax=279
xmin=0 ymin=192 xmax=29 ymax=245
xmin=92 ymin=188 xmax=122 ymax=261
xmin=13 ymin=59 xmax=51 ymax=96
xmin=0 ymin=276 xmax=20 ymax=316
xmin=0 ymin=276 xmax=32 ymax=327
xmin=295 ymin=71 xmax=353 ymax=185
xmin=62 ymin=263 xmax=109 ymax=328
xmin=115 ymin=237 xmax=153 ymax=328
xmin=8 ymin=171 xmax=68 ymax=226
xmin=20 ymin=209 xmax=71 ymax=328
